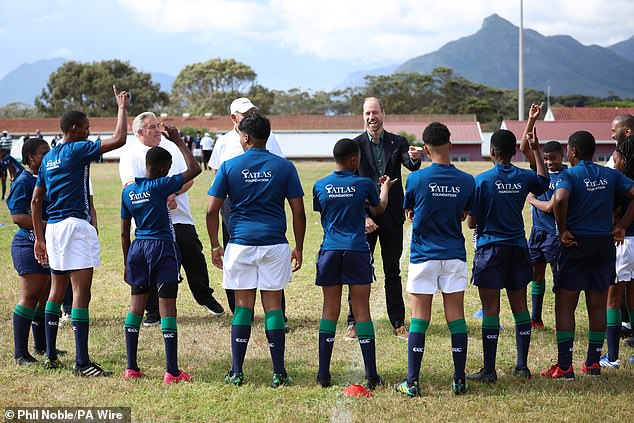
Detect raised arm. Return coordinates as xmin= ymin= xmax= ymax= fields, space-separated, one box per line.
xmin=519 ymin=102 xmax=543 ymax=167
xmin=288 ymin=197 xmax=306 ymax=272
xmin=527 ymin=126 xmax=547 ymax=178
xmin=100 ymin=86 xmax=129 ymax=154
xmin=161 ymin=124 xmax=202 ymax=184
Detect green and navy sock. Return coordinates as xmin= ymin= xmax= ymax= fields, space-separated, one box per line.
xmin=406 ymin=318 xmax=429 ymax=384
xmin=482 ymin=315 xmax=500 ymax=373
xmin=448 ymin=318 xmax=468 ymax=380
xmin=556 ymin=331 xmax=574 ymax=370
xmin=231 ymin=306 xmax=253 ymax=374
xmin=31 ymin=306 xmax=46 ymax=352
xmin=356 ymin=320 xmax=377 ymax=379
xmin=606 ymin=308 xmax=621 ymax=362
xmin=586 ymin=330 xmax=604 ymax=366
xmin=124 ymin=313 xmax=143 ymax=371
xmin=531 ymin=281 xmax=545 ymax=322
xmin=161 ymin=317 xmax=179 ymax=377
xmin=513 ymin=311 xmax=531 ymax=369
xmin=44 ymin=302 xmax=61 ymax=360
xmin=72 ymin=308 xmax=90 ymax=367
xmin=13 ymin=305 xmax=35 ymax=358
xmin=318 ymin=319 xmax=337 ymax=380
xmin=265 ymin=309 xmax=286 ymax=375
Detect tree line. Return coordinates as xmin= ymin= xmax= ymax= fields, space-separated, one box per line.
xmin=1 ymin=58 xmax=632 ymax=127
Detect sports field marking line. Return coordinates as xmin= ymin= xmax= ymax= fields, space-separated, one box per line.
xmin=329 ymin=225 xmax=413 ymax=422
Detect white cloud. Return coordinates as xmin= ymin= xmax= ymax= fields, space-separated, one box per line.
xmin=50 ymin=48 xmax=73 ymax=59
xmin=117 ymin=0 xmax=634 ymax=63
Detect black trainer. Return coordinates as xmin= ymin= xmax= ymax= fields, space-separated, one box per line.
xmin=72 ymin=361 xmax=113 ymax=377
xmin=512 ymin=366 xmax=532 ymax=379
xmin=466 ymin=368 xmax=498 ymax=383
xmin=204 ymin=297 xmax=225 ymax=317
xmin=14 ymin=353 xmax=39 ymax=365
xmin=316 ymin=374 xmax=331 ymax=388
xmin=142 ymin=314 xmax=160 ymax=327
xmin=365 ymin=374 xmax=386 ymax=390
xmin=33 ymin=348 xmax=67 ymax=357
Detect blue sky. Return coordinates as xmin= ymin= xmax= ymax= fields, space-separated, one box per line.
xmin=1 ymin=0 xmax=632 ymax=91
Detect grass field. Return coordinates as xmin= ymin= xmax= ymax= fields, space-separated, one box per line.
xmin=0 ymin=161 xmax=631 ymax=423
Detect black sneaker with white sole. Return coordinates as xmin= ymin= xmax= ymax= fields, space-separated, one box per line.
xmin=142 ymin=314 xmax=160 ymax=327
xmin=204 ymin=297 xmax=225 ymax=316
xmin=72 ymin=362 xmax=113 ymax=377
xmin=14 ymin=353 xmax=40 ymax=365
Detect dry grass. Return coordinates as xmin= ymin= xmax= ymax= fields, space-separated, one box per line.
xmin=0 ymin=161 xmax=630 ymax=422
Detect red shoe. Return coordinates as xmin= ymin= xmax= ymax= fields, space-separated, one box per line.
xmin=531 ymin=320 xmax=544 ymax=329
xmin=540 ymin=363 xmax=574 ymax=380
xmin=580 ymin=362 xmax=601 ymax=376
xmin=123 ymin=368 xmax=143 ymax=380
xmin=163 ymin=370 xmax=192 ymax=384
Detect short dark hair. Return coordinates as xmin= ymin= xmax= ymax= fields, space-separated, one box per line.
xmin=568 ymin=131 xmax=595 ymax=160
xmin=333 ymin=138 xmax=360 ymax=163
xmin=59 ymin=110 xmax=87 ymax=132
xmin=618 ymin=135 xmax=634 ymax=179
xmin=422 ymin=122 xmax=450 ymax=146
xmin=543 ymin=141 xmax=563 ymax=154
xmin=146 ymin=146 xmax=172 ymax=168
xmin=490 ymin=129 xmax=516 ymax=158
xmin=614 ymin=114 xmax=634 ymax=131
xmin=21 ymin=138 xmax=49 ymax=165
xmin=238 ymin=113 xmax=271 ymax=143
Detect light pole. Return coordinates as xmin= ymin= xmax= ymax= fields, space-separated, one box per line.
xmin=518 ymin=0 xmax=525 ymax=121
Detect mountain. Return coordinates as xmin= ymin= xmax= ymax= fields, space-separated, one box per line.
xmin=608 ymin=36 xmax=634 ymax=62
xmin=0 ymin=58 xmax=67 ymax=106
xmin=396 ymin=14 xmax=634 ymax=98
xmin=0 ymin=60 xmax=176 ymax=106
xmin=335 ymin=64 xmax=399 ymax=90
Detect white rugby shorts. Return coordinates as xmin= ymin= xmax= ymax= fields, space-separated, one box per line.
xmin=407 ymin=259 xmax=467 ymax=295
xmin=46 ymin=217 xmax=100 ymax=271
xmin=223 ymin=243 xmax=292 ymax=291
xmin=616 ymin=236 xmax=634 ymax=282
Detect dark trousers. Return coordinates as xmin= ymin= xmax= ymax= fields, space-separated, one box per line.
xmin=222 ymin=222 xmax=287 ymax=321
xmin=348 ymin=214 xmax=405 ymax=328
xmin=146 ymin=224 xmax=216 ymax=316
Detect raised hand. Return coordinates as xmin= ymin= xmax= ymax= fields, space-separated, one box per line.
xmin=160 ymin=124 xmax=181 ymax=142
xmin=528 ymin=102 xmax=544 ymax=120
xmin=113 ymin=85 xmax=129 ymax=109
xmin=527 ymin=126 xmax=540 ymax=151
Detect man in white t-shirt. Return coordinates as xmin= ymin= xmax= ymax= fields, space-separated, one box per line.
xmin=119 ymin=112 xmax=225 ymax=326
xmin=208 ymin=98 xmax=289 ymax=328
xmin=201 ymin=132 xmax=215 ymax=171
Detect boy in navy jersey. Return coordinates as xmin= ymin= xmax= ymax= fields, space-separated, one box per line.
xmin=313 ymin=138 xmax=396 ymax=389
xmin=541 ymin=131 xmax=634 ymax=379
xmin=8 ymin=138 xmax=51 ymax=365
xmin=519 ymin=103 xmax=567 ymax=329
xmin=206 ymin=114 xmax=306 ymax=388
xmin=467 ymin=129 xmax=549 ymax=383
xmin=121 ymin=124 xmax=201 ymax=384
xmin=395 ymin=122 xmax=475 ymax=396
xmin=31 ymin=86 xmax=129 ymax=376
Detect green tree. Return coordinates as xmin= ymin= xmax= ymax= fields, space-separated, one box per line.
xmin=0 ymin=102 xmax=41 ymax=118
xmin=35 ymin=60 xmax=169 ymax=117
xmin=171 ymin=58 xmax=257 ymax=116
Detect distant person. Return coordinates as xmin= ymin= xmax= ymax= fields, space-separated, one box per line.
xmin=201 ymin=132 xmax=214 ymax=170
xmin=541 ymin=131 xmax=634 ymax=380
xmin=313 ymin=138 xmax=395 ymax=390
xmin=192 ymin=132 xmax=202 ymax=163
xmin=0 ymin=148 xmax=25 ymax=200
xmin=209 ymin=97 xmax=286 ymax=322
xmin=345 ymin=97 xmax=421 ymax=341
xmin=1 ymin=130 xmax=14 ymax=199
xmin=119 ymin=112 xmax=225 ymax=327
xmin=206 ymin=113 xmax=306 ymax=387
xmin=121 ymin=124 xmax=201 ymax=384
xmin=467 ymin=129 xmax=548 ymax=383
xmin=519 ymin=103 xmax=567 ymax=329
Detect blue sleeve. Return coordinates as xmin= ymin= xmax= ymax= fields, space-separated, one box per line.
xmin=208 ymin=163 xmax=229 ymax=198
xmin=75 ymin=141 xmax=101 ymax=163
xmin=555 ymin=171 xmax=572 ymax=192
xmin=285 ymin=162 xmax=304 ymax=199
xmin=528 ymin=171 xmax=549 ymax=196
xmin=35 ymin=167 xmax=46 ymax=188
xmin=158 ymin=174 xmax=184 ymax=196
xmin=366 ymin=179 xmax=380 ymax=208
xmin=120 ymin=189 xmax=132 ymax=220
xmin=312 ymin=183 xmax=322 ymax=212
xmin=6 ymin=180 xmax=29 ymax=215
xmin=403 ymin=174 xmax=415 ymax=210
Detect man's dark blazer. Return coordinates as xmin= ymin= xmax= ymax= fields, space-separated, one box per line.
xmin=354 ymin=130 xmax=421 ymax=224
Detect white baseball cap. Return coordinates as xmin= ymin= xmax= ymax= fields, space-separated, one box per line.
xmin=230 ymin=97 xmax=257 ymax=114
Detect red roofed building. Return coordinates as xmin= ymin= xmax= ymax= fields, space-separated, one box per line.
xmin=545 ymin=107 xmax=634 ymax=121
xmin=501 ymin=120 xmax=615 ymax=162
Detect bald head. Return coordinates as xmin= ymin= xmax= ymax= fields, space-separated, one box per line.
xmin=611 ymin=114 xmax=634 ymax=145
